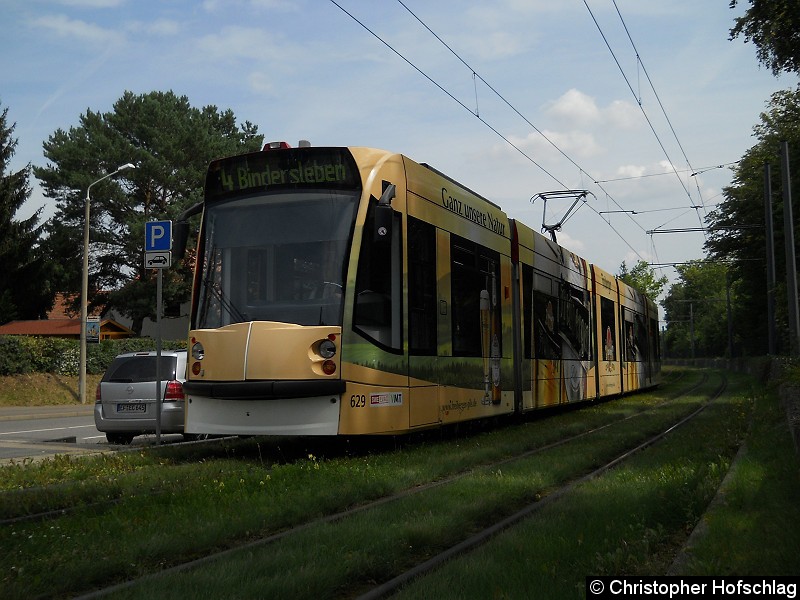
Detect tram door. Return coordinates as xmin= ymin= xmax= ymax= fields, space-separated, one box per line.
xmin=407 ymin=218 xmax=505 ymax=426
xmin=531 ymin=233 xmax=563 ymax=408
xmin=408 ymin=216 xmax=440 ymax=427
xmin=532 ymin=271 xmax=561 ymax=407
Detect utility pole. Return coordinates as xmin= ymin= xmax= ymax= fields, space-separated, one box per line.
xmin=765 ymin=162 xmax=777 ymax=355
xmin=726 ymin=270 xmax=733 ymax=359
xmin=781 ymin=142 xmax=800 ymax=356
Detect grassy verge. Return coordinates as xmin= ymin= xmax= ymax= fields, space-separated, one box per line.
xmin=0 ymin=373 xmax=103 ymax=407
xmin=667 ymin=381 xmax=800 ymax=575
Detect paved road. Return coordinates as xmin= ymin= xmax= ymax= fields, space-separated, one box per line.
xmin=0 ymin=405 xmax=181 ymax=464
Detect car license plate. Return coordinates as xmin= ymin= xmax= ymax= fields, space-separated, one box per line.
xmin=117 ymin=403 xmax=146 ymax=413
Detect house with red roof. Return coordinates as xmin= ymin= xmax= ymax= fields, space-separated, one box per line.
xmin=0 ymin=293 xmax=135 ymax=340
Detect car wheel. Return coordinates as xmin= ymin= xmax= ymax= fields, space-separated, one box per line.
xmin=106 ymin=432 xmax=135 ymax=445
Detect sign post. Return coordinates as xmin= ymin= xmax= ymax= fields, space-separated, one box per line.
xmin=145 ymin=220 xmax=172 ymax=444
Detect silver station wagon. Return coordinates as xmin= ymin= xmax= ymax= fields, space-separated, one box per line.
xmin=94 ymin=350 xmax=187 ymax=444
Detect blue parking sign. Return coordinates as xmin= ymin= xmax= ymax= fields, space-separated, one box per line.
xmin=145 ymin=220 xmax=172 ymax=252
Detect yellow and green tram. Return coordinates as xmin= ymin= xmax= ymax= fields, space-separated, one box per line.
xmin=180 ymin=144 xmax=660 ymax=436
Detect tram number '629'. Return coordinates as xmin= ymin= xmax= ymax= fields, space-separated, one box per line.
xmin=350 ymin=394 xmax=367 ymax=408
xmin=350 ymin=392 xmax=404 ymax=408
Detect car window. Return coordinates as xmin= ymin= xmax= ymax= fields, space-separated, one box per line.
xmin=102 ymin=356 xmax=178 ymax=383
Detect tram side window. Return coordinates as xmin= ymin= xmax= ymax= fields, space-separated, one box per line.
xmin=409 ymin=217 xmax=437 ymax=355
xmin=522 ymin=264 xmax=533 ymax=359
xmin=559 ymin=281 xmax=592 ymax=361
xmin=600 ymin=297 xmax=616 ymax=361
xmin=621 ymin=309 xmax=648 ymax=363
xmin=635 ymin=312 xmax=649 ymax=363
xmin=450 ymin=235 xmax=500 ymax=357
xmin=623 ymin=310 xmax=637 ymax=362
xmin=532 ymin=278 xmax=560 ymax=360
xmin=354 ymin=200 xmax=403 ymax=351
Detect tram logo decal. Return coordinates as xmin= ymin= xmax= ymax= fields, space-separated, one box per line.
xmin=370 ymin=392 xmax=403 ymax=407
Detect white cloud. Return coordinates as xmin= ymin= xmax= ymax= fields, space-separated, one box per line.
xmin=469 ymin=30 xmax=526 ymax=60
xmin=545 ymin=89 xmax=641 ymax=130
xmin=623 ymin=249 xmax=654 ymax=266
xmin=126 ymin=19 xmax=181 ymax=37
xmin=145 ymin=19 xmax=180 ymax=36
xmin=616 ymin=164 xmax=647 ymax=178
xmin=605 ymin=99 xmax=641 ymax=129
xmin=248 ymin=71 xmax=275 ymax=96
xmin=249 ymin=0 xmax=297 ymax=10
xmin=56 ymin=0 xmax=125 ymax=7
xmin=197 ymin=26 xmax=281 ymax=61
xmin=32 ymin=14 xmax=121 ymax=45
xmin=203 ymin=0 xmax=296 ymax=13
xmin=201 ymin=0 xmax=228 ymax=12
xmin=552 ymin=230 xmax=585 ymax=253
xmin=546 ymin=89 xmax=601 ymax=125
xmin=509 ymin=128 xmax=603 ymax=159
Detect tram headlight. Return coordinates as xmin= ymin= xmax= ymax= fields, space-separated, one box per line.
xmin=318 ymin=339 xmax=337 ymax=359
xmin=191 ymin=341 xmax=205 ymax=361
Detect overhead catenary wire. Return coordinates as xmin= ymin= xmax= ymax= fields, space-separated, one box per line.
xmin=610 ymin=0 xmax=714 ymax=236
xmin=582 ymin=1 xmax=695 ymax=206
xmin=330 ymin=0 xmax=652 ymax=266
xmin=611 ymin=1 xmax=696 ymax=180
xmin=330 ymin=0 xmax=721 ymax=267
xmin=394 ymin=0 xmax=642 ymax=226
xmin=390 ymin=0 xmax=654 ymax=257
xmin=326 ymin=0 xmax=567 ymax=191
xmin=587 ymin=0 xmax=714 ymax=242
xmin=594 ymin=162 xmax=738 ymax=184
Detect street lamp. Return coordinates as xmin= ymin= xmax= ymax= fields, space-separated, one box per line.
xmin=79 ymin=163 xmax=135 ymax=404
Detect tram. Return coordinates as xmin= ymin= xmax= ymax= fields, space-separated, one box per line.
xmin=177 ymin=143 xmax=660 ymax=436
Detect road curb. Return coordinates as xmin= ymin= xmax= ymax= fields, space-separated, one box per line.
xmin=0 ymin=406 xmax=94 ymax=422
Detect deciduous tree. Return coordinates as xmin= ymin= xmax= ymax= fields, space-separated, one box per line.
xmin=704 ymin=88 xmax=800 ymax=355
xmin=729 ymin=0 xmax=800 ymax=77
xmin=662 ymin=261 xmax=731 ymax=358
xmin=617 ymin=260 xmax=668 ymax=300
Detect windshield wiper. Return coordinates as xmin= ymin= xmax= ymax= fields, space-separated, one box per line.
xmin=204 ymin=279 xmax=247 ymax=324
xmin=199 ymin=246 xmax=247 ymax=325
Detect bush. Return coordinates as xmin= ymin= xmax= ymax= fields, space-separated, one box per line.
xmin=0 ymin=336 xmax=187 ymax=375
xmin=0 ymin=337 xmax=38 ymax=375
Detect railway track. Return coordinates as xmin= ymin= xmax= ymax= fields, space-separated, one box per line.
xmin=41 ymin=369 xmax=737 ymax=600
xmin=358 ymin=372 xmax=729 ymax=599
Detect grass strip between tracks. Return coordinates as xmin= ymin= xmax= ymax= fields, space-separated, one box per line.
xmin=75 ymin=371 xmax=746 ymax=600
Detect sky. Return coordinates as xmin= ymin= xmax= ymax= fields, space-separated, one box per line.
xmin=1 ymin=0 xmax=796 ymax=298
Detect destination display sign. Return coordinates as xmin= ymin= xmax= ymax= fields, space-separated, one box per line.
xmin=205 ymin=147 xmax=361 ymax=201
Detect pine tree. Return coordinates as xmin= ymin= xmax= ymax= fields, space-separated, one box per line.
xmin=0 ymin=102 xmax=52 ymax=323
xmin=35 ymin=90 xmax=262 ymax=334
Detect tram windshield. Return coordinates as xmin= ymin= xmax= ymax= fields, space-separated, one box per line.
xmin=194 ymin=190 xmax=359 ymax=329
